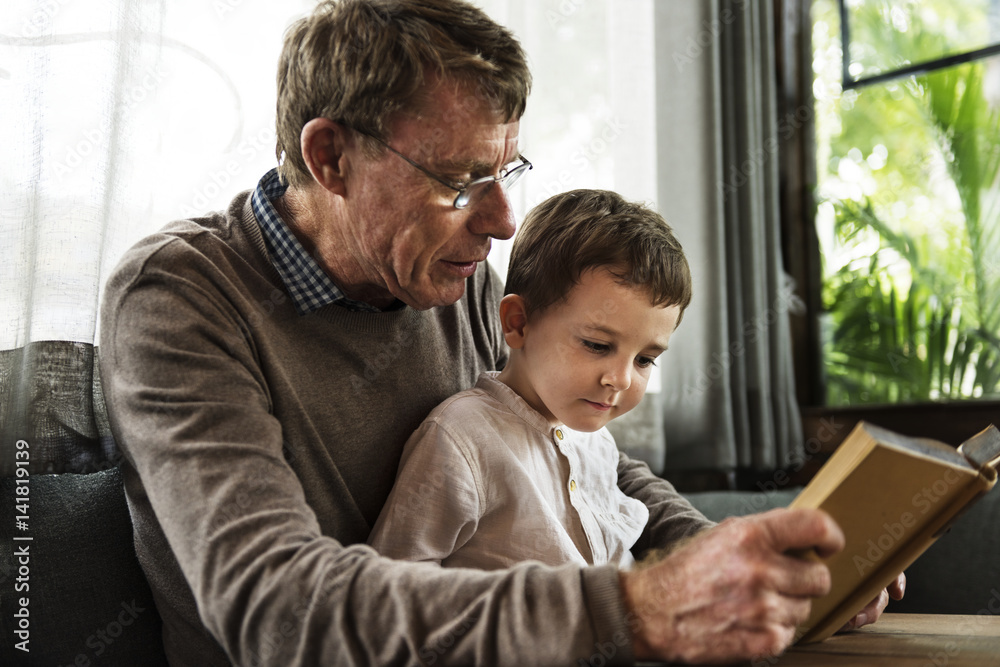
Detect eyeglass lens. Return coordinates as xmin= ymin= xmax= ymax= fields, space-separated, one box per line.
xmin=455 ymin=161 xmax=531 ymax=209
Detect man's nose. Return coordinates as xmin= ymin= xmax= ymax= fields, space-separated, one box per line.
xmin=467 ymin=182 xmax=517 ymax=240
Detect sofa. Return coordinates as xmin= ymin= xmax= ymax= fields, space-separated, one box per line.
xmin=0 ymin=467 xmax=168 ymax=666
xmin=2 ymin=468 xmax=997 ymax=665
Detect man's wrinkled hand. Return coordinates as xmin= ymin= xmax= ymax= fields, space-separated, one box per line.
xmin=621 ymin=508 xmax=844 ymax=664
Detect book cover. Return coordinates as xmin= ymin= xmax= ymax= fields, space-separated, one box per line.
xmin=789 ymin=421 xmax=1000 ymax=644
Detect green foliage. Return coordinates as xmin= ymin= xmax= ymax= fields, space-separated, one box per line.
xmin=821 ymin=54 xmax=1000 ymax=405
xmin=824 ymin=199 xmax=1000 ymax=404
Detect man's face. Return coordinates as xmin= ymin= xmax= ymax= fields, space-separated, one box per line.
xmin=343 ymin=80 xmax=521 ymax=310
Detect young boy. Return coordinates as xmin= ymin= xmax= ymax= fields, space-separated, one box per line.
xmin=368 ymin=189 xmax=694 ymax=570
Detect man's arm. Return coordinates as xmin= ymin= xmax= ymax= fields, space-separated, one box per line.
xmin=100 ymin=248 xmax=633 ymax=667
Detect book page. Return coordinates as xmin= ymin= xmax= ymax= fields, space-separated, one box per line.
xmin=957 ymin=425 xmax=1000 ymax=471
xmin=863 ymin=423 xmax=970 ymax=469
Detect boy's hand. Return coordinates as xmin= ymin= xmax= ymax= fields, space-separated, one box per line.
xmin=842 ymin=572 xmax=906 ymax=630
xmin=620 ymin=508 xmax=844 ymax=664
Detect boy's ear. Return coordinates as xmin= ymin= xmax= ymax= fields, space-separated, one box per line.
xmin=499 ymin=294 xmax=529 ymax=350
xmin=300 ymin=118 xmax=351 ymax=196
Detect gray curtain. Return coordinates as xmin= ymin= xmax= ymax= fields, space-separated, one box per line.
xmin=655 ymin=0 xmax=804 ymax=475
xmin=0 ymin=343 xmax=116 ymax=475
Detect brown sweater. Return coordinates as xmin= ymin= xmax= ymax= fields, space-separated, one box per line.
xmin=99 ymin=190 xmax=711 ymax=666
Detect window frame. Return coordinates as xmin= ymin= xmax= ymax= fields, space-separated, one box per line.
xmin=836 ymin=0 xmax=1000 ymax=90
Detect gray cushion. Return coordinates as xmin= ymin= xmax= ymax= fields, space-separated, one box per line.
xmin=893 ymin=486 xmax=1000 ymax=614
xmin=0 ymin=466 xmax=167 ymax=666
xmin=686 ymin=487 xmax=801 ymax=521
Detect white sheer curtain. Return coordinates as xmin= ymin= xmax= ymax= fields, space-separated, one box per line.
xmin=2 ymin=0 xmax=798 ymax=479
xmin=3 ymin=1 xmax=316 ymax=348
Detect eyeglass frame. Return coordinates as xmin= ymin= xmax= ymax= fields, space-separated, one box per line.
xmin=349 ymin=126 xmax=532 ymax=210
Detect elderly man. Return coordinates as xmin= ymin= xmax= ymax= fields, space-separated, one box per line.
xmin=99 ymin=1 xmax=899 ymax=665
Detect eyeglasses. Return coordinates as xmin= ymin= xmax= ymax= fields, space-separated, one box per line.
xmin=354 ymin=129 xmax=532 ymax=210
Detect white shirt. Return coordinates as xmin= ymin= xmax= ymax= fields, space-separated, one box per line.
xmin=368 ymin=372 xmax=649 ymax=569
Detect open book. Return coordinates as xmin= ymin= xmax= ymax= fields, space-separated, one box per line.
xmin=789 ymin=420 xmax=1000 ymax=644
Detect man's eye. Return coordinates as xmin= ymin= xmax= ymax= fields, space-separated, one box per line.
xmin=636 ymin=356 xmax=658 ymax=369
xmin=445 ymin=171 xmax=479 ymax=187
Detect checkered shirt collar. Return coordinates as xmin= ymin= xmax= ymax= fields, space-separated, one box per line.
xmin=252 ymin=168 xmax=381 ymax=314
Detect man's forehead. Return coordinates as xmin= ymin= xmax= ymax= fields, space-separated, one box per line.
xmin=398 ymin=103 xmax=518 ymax=139
xmin=393 ymin=106 xmax=520 ymax=162
xmin=415 ymin=76 xmax=518 ymax=127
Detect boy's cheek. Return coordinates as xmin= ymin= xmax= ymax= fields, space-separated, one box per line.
xmin=553 ymin=339 xmax=576 ymax=363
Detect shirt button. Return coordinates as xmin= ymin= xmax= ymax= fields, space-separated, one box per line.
xmin=569 ymin=480 xmax=577 ymax=492
xmin=555 ymin=429 xmax=564 ymax=440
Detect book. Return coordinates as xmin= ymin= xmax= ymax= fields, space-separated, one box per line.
xmin=789 ymin=420 xmax=1000 ymax=644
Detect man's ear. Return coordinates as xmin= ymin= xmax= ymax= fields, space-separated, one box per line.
xmin=499 ymin=294 xmax=529 ymax=350
xmin=300 ymin=118 xmax=351 ymax=196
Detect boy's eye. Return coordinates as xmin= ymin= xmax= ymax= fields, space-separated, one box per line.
xmin=636 ymin=356 xmax=658 ymax=369
xmin=581 ymin=340 xmax=609 ymax=353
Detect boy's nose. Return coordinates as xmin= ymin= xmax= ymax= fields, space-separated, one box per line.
xmin=601 ymin=360 xmax=632 ymax=392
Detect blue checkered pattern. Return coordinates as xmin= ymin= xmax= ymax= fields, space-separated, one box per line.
xmin=252 ymin=168 xmax=380 ymax=314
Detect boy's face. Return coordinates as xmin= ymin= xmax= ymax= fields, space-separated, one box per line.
xmin=500 ymin=267 xmax=681 ymax=432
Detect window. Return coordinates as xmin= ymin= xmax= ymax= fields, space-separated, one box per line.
xmin=810 ymin=0 xmax=1000 ymax=407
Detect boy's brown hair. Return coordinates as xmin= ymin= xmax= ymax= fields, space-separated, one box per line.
xmin=505 ymin=189 xmax=692 ymax=322
xmin=275 ymin=0 xmax=531 ymax=187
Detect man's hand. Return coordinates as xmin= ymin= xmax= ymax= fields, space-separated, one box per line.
xmin=621 ymin=508 xmax=844 ymax=664
xmin=841 ymin=572 xmax=906 ymax=631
